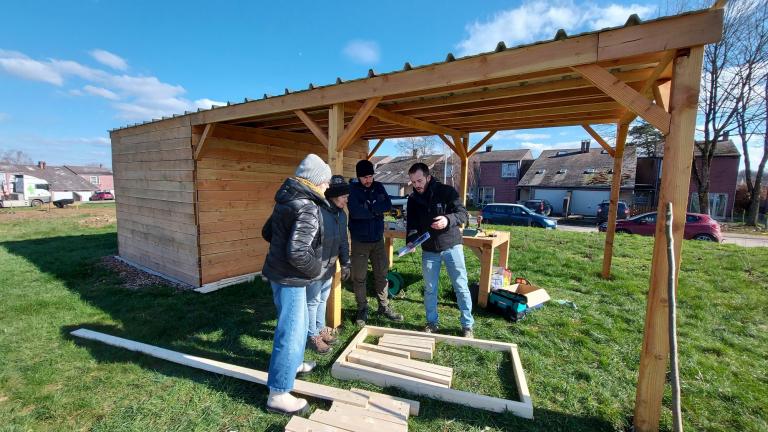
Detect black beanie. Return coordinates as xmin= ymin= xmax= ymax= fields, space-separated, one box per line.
xmin=356 ymin=159 xmax=375 ymax=178
xmin=325 ymin=175 xmax=350 ymax=198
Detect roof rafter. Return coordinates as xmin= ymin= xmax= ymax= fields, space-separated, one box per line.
xmin=294 ymin=109 xmax=329 ymax=148
xmin=345 ymin=101 xmax=462 ymax=137
xmin=338 ymin=97 xmax=382 ymax=151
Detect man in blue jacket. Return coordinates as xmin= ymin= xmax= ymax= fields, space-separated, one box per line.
xmin=348 ymin=159 xmax=403 ymax=325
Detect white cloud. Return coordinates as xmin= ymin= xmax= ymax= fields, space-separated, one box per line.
xmin=456 ymin=1 xmax=656 ymax=55
xmin=0 ymin=49 xmax=224 ymax=121
xmin=494 ymin=130 xmax=552 ymax=141
xmin=90 ymin=49 xmax=128 ymax=71
xmin=83 ymin=85 xmax=119 ymax=100
xmin=0 ymin=50 xmax=63 ymax=85
xmin=342 ymin=40 xmax=380 ymax=64
xmin=521 ymin=140 xmax=581 ymax=157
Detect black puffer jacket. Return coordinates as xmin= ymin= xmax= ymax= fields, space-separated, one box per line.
xmin=406 ymin=177 xmax=468 ymax=252
xmin=262 ymin=177 xmax=325 ymax=286
xmin=318 ymin=202 xmax=351 ymax=280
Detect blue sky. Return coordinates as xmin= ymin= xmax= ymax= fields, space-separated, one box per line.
xmin=3 ymin=0 xmax=757 ymax=169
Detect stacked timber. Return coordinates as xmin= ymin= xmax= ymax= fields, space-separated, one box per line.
xmin=284 ymin=387 xmax=415 ymax=432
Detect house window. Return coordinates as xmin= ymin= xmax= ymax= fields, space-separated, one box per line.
xmin=90 ymin=175 xmax=99 ymax=185
xmin=479 ymin=187 xmax=495 ymax=204
xmin=501 ymin=162 xmax=518 ymax=178
xmin=689 ymin=192 xmax=728 ymax=219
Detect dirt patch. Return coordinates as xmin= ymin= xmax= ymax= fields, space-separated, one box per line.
xmin=0 ymin=395 xmax=8 ymax=403
xmin=100 ymin=256 xmax=189 ymax=291
xmin=78 ymin=214 xmax=117 ymax=228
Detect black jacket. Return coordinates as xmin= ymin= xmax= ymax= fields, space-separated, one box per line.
xmin=406 ymin=178 xmax=468 ymax=252
xmin=261 ymin=177 xmax=325 ymax=286
xmin=347 ymin=180 xmax=391 ymax=242
xmin=318 ymin=202 xmax=351 ymax=280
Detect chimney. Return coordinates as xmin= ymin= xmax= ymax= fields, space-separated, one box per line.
xmin=485 ymin=144 xmax=493 ymax=152
xmin=412 ymin=149 xmax=418 ymax=158
xmin=722 ymin=131 xmax=729 ymax=141
xmin=38 ymin=161 xmax=46 ymax=169
xmin=99 ymin=163 xmax=103 ymax=168
xmin=581 ymin=139 xmax=591 ymax=153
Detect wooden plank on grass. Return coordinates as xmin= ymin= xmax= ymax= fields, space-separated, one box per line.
xmin=350 ymin=387 xmax=419 ymax=417
xmin=70 ymin=329 xmax=369 ymax=408
xmin=329 ymin=401 xmax=407 ymax=426
xmin=378 ymin=341 xmax=433 ymax=360
xmin=355 ymin=349 xmax=453 ymax=377
xmin=284 ymin=416 xmax=343 ymax=432
xmin=309 ymin=409 xmax=406 ymax=432
xmin=356 ymin=342 xmax=410 ymax=359
xmin=380 ymin=334 xmax=435 ymax=349
xmin=347 ymin=351 xmax=451 ymax=387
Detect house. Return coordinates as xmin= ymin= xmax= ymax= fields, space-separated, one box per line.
xmin=0 ymin=161 xmax=99 ymax=201
xmin=373 ymin=154 xmax=450 ymax=196
xmin=471 ymin=146 xmax=533 ymax=205
xmin=635 ymin=139 xmax=740 ymax=219
xmin=65 ymin=165 xmax=114 ymax=193
xmin=518 ymin=141 xmax=637 ymax=216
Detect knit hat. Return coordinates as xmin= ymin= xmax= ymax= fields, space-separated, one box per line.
xmin=356 ymin=159 xmax=375 ymax=178
xmin=295 ymin=153 xmax=332 ymax=186
xmin=325 ymin=175 xmax=350 ymax=198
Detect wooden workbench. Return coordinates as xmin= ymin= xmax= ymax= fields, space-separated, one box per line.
xmin=383 ymin=230 xmax=510 ymax=308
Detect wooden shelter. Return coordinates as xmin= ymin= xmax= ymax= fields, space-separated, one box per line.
xmin=110 ymin=6 xmax=723 ymax=431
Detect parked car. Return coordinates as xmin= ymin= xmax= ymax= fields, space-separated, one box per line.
xmin=596 ymin=200 xmax=630 ymax=224
xmin=598 ymin=212 xmax=722 ymax=242
xmin=521 ymin=199 xmax=553 ymax=216
xmin=90 ymin=191 xmax=114 ymax=201
xmin=480 ymin=203 xmax=557 ymax=229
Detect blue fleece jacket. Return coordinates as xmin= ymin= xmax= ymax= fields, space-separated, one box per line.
xmin=347 ymin=180 xmax=391 ymax=242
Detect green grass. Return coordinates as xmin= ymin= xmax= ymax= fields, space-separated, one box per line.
xmin=0 ymin=209 xmax=766 ymax=431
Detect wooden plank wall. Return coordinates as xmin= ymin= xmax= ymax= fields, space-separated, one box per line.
xmin=110 ymin=117 xmax=201 ymax=287
xmin=193 ymin=123 xmax=367 ymax=285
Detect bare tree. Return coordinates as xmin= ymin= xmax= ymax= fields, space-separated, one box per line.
xmin=693 ymin=0 xmax=766 ymax=215
xmin=395 ymin=136 xmax=437 ymax=158
xmin=0 ymin=149 xmax=33 ymax=165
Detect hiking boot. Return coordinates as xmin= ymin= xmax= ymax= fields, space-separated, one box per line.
xmin=319 ymin=327 xmax=338 ymax=345
xmin=462 ymin=327 xmax=474 ymax=339
xmin=378 ymin=305 xmax=404 ymax=322
xmin=423 ymin=323 xmax=439 ymax=334
xmin=355 ymin=308 xmax=368 ymax=326
xmin=307 ymin=335 xmax=331 ymax=354
xmin=266 ymin=390 xmax=309 ymax=415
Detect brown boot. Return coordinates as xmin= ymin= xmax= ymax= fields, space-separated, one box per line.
xmin=319 ymin=327 xmax=338 ymax=345
xmin=307 ymin=335 xmax=330 ymax=354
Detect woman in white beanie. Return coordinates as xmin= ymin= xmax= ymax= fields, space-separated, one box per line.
xmin=261 ymin=153 xmax=331 ymax=414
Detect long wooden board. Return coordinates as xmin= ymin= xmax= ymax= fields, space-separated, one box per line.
xmin=347 ymin=351 xmax=451 ymax=387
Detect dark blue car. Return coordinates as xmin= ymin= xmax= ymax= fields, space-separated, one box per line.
xmin=480 ymin=203 xmax=557 ymax=229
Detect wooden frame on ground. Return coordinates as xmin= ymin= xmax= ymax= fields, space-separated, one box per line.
xmin=331 ymin=325 xmax=533 ymax=419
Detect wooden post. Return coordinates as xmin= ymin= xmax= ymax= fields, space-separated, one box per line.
xmin=634 ymin=47 xmax=704 ymax=432
xmin=326 ymin=103 xmax=345 ymax=328
xmin=458 ymin=134 xmax=469 ymax=206
xmin=601 ymin=122 xmax=628 ymax=279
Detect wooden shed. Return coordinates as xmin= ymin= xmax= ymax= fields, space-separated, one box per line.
xmin=110 ymin=6 xmax=723 ymax=431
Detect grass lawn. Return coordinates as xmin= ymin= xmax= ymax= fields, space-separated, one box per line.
xmin=0 ymin=206 xmax=766 ymax=431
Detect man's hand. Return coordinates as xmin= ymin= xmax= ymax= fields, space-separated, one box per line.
xmin=341 ymin=266 xmax=351 ymax=281
xmin=430 ymin=216 xmax=448 ymax=230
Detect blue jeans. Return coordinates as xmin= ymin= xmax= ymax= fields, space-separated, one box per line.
xmin=422 ymin=244 xmax=475 ymax=329
xmin=306 ymin=277 xmax=332 ymax=337
xmin=267 ymin=281 xmax=308 ymax=393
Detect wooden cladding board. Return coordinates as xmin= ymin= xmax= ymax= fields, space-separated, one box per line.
xmin=195 ymin=124 xmax=367 ymax=285
xmin=110 ymin=119 xmax=200 ymax=287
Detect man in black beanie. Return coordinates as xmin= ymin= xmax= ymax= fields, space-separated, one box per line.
xmin=348 ymin=159 xmax=403 ymax=325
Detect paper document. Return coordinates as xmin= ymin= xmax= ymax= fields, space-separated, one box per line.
xmin=397 ymin=232 xmax=431 ymax=257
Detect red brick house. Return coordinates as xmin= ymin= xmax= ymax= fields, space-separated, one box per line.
xmin=471 ymin=146 xmax=533 ymax=205
xmin=64 ymin=165 xmax=114 ymax=193
xmin=635 ymin=139 xmax=740 ymax=219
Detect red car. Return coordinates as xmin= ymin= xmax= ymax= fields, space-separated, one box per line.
xmin=90 ymin=191 xmax=114 ymax=201
xmin=599 ymin=212 xmax=722 ymax=242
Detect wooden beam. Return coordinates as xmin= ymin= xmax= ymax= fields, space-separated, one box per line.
xmin=572 ymin=64 xmax=671 ymax=134
xmin=338 ymin=97 xmax=382 ymax=151
xmin=601 ymin=122 xmax=628 ymax=279
xmin=346 ymin=118 xmax=378 ymax=151
xmin=459 ymin=134 xmax=469 ymax=206
xmin=438 ymin=134 xmax=462 ymax=157
xmin=346 ymin=101 xmax=462 ymax=137
xmin=367 ymin=138 xmax=385 ymax=160
xmin=653 ymin=80 xmax=672 ymax=112
xmin=581 ymin=124 xmax=615 ymax=157
xmin=294 ymin=109 xmax=329 ymax=148
xmin=467 ymin=131 xmax=497 ymax=156
xmin=326 ymin=103 xmax=344 ymax=329
xmin=634 ymin=46 xmax=704 ymax=432
xmin=618 ymin=50 xmax=676 ymax=124
xmin=193 ymin=123 xmax=214 ymax=160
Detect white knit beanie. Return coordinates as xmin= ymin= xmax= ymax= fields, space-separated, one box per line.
xmin=295 ymin=153 xmax=332 ymax=186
